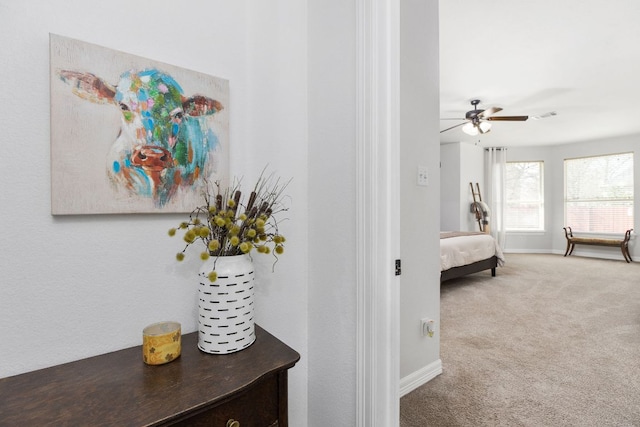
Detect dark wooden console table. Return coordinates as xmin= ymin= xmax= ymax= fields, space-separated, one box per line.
xmin=0 ymin=325 xmax=299 ymax=426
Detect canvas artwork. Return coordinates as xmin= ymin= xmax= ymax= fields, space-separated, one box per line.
xmin=50 ymin=34 xmax=230 ymax=214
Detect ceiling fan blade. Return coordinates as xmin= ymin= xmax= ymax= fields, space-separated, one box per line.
xmin=487 ymin=115 xmax=529 ymax=121
xmin=441 ymin=118 xmax=465 ymax=120
xmin=440 ymin=122 xmax=466 ymax=133
xmin=478 ymin=106 xmax=502 ymax=119
xmin=532 ymin=111 xmax=557 ymax=120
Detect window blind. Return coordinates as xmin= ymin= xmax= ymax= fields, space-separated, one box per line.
xmin=564 ymin=152 xmax=634 ymax=233
xmin=506 ymin=161 xmax=544 ymax=231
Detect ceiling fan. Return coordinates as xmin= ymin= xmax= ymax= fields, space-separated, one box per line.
xmin=440 ymin=99 xmax=529 ymax=135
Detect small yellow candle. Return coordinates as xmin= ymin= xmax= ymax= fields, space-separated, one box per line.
xmin=142 ymin=321 xmax=181 ymax=365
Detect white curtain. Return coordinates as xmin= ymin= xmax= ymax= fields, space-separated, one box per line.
xmin=484 ymin=147 xmax=507 ymax=248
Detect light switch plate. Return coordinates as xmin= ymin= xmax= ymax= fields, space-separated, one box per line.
xmin=417 ymin=166 xmax=428 ymax=186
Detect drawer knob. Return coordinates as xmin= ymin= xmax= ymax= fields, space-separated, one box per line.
xmin=227 ymin=420 xmax=240 ymax=427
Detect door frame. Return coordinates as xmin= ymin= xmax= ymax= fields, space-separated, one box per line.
xmin=356 ymin=0 xmax=401 ymax=425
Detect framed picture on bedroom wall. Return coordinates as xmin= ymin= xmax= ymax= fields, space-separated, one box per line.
xmin=49 ymin=34 xmax=230 ymax=215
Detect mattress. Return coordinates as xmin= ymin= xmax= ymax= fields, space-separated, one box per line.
xmin=440 ymin=231 xmax=505 ymax=272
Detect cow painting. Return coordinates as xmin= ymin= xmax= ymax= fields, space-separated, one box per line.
xmin=57 ymin=68 xmax=224 ymax=208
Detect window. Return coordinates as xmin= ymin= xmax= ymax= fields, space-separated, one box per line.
xmin=564 ymin=152 xmax=634 ymax=233
xmin=506 ymin=161 xmax=544 ymax=231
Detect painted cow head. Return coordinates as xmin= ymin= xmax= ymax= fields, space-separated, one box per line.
xmin=57 ymin=68 xmax=224 ymax=206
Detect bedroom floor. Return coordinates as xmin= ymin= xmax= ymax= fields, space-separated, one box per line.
xmin=401 ymin=253 xmax=640 ymax=426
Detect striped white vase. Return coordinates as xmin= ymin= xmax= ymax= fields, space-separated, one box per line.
xmin=197 ymin=254 xmax=256 ymax=354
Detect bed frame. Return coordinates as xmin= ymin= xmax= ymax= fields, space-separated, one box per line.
xmin=440 ymin=255 xmax=498 ymax=283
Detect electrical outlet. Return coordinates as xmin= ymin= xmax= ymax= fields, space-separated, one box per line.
xmin=421 ymin=318 xmax=435 ymax=337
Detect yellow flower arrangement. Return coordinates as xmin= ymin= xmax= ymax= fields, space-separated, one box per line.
xmin=169 ymin=169 xmax=290 ymax=282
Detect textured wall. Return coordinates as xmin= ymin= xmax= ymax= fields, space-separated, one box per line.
xmin=399 ymin=0 xmax=442 ymax=382
xmin=0 ymin=1 xmax=308 ymax=425
xmin=307 ymin=0 xmax=358 ymax=424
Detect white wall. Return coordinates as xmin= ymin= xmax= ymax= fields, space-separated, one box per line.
xmin=1 ymin=1 xmax=445 ymax=424
xmin=307 ymin=0 xmax=358 ymax=424
xmin=440 ymin=143 xmax=461 ymax=230
xmin=506 ymin=134 xmax=640 ymax=261
xmin=440 ymin=142 xmax=484 ymax=232
xmin=399 ymin=0 xmax=442 ymax=392
xmin=0 ymin=1 xmax=309 ymax=425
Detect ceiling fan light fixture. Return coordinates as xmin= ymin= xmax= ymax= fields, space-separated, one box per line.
xmin=462 ymin=122 xmax=479 ymax=135
xmin=479 ymin=121 xmax=492 ymax=133
xmin=462 ymin=121 xmax=491 ymax=136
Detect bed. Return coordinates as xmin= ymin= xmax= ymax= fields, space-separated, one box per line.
xmin=440 ymin=231 xmax=505 ymax=282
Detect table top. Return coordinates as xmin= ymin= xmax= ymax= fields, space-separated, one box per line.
xmin=0 ymin=325 xmax=299 ymax=426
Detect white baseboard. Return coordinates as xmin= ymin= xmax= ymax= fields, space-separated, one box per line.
xmin=503 ymin=249 xmax=551 ymax=254
xmin=505 ymin=248 xmax=635 ymax=262
xmin=399 ymin=359 xmax=443 ymax=397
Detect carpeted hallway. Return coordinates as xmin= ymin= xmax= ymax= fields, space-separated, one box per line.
xmin=400 ymin=253 xmax=640 ymax=427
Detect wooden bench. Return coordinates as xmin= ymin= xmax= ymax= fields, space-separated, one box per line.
xmin=563 ymin=227 xmax=633 ymax=263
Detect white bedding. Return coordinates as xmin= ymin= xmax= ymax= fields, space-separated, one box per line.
xmin=440 ymin=232 xmax=505 ymax=272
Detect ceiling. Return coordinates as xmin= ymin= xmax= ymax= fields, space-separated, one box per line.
xmin=439 ymin=0 xmax=640 ymax=147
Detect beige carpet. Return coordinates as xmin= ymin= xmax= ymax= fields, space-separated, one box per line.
xmin=400 ymin=253 xmax=640 ymax=427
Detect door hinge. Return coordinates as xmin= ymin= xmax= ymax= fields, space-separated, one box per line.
xmin=395 ymin=259 xmax=401 ymax=276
